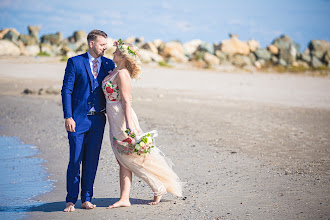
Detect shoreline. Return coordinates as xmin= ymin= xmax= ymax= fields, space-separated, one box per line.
xmin=0 ymin=58 xmax=329 ymax=219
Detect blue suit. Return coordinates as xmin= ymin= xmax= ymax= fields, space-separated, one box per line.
xmin=61 ymin=52 xmax=115 ymax=204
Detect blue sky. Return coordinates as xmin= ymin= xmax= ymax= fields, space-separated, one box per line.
xmin=1 ymin=0 xmax=329 ymax=50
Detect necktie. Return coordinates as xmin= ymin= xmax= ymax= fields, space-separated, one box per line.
xmin=93 ymin=59 xmax=98 ymax=78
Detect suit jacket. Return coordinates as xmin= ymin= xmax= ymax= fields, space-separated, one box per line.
xmin=61 ymin=52 xmax=115 ymax=131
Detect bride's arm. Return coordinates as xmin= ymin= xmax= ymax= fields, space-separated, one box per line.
xmin=118 ymin=69 xmax=134 ymax=131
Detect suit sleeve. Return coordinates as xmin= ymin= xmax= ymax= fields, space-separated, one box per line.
xmin=61 ymin=58 xmax=76 ymax=119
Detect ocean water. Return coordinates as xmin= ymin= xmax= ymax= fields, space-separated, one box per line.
xmin=0 ymin=136 xmax=53 ymax=220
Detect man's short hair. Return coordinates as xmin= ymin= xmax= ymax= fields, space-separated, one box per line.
xmin=87 ymin=30 xmax=107 ymax=43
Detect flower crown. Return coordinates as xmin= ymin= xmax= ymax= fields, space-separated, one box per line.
xmin=114 ymin=39 xmax=137 ymax=56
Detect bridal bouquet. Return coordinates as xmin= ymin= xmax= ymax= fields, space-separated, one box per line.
xmin=114 ymin=130 xmax=157 ymax=156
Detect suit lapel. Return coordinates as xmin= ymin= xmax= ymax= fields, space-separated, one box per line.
xmin=100 ymin=56 xmax=109 ymax=78
xmin=82 ymin=52 xmax=95 ymax=88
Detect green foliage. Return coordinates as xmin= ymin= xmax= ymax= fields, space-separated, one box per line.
xmin=60 ymin=56 xmax=68 ymax=62
xmin=288 ymin=65 xmax=310 ymax=73
xmin=158 ymin=61 xmax=172 ymax=68
xmin=36 ymin=52 xmax=50 ymax=57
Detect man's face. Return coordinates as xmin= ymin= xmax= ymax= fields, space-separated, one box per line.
xmin=91 ymin=36 xmax=107 ymax=57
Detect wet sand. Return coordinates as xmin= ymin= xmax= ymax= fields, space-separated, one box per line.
xmin=0 ymin=57 xmax=329 ymax=219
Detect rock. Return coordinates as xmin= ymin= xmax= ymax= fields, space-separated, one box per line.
xmin=311 ymin=56 xmax=323 ymax=68
xmin=254 ymin=48 xmax=272 ymax=60
xmin=323 ymin=50 xmax=330 ymax=65
xmin=191 ymin=59 xmax=207 ymax=68
xmin=0 ymin=28 xmax=20 ymax=39
xmin=300 ymin=53 xmax=311 ymax=63
xmin=278 ymin=59 xmax=288 ymax=66
xmin=197 ymin=42 xmax=214 ymax=55
xmin=161 ymin=41 xmax=188 ymax=63
xmin=125 ymin=37 xmax=136 ymax=44
xmin=220 ymin=34 xmax=250 ymax=55
xmin=215 ymin=50 xmax=227 ymax=62
xmin=28 ymin=25 xmax=41 ymax=41
xmin=232 ymin=54 xmax=252 ymax=67
xmin=38 ymin=88 xmax=46 ymax=95
xmin=75 ymin=43 xmax=88 ymax=53
xmin=248 ymin=39 xmax=260 ymax=52
xmin=249 ymin=53 xmax=257 ymax=63
xmin=254 ymin=59 xmax=266 ymax=69
xmin=41 ymin=32 xmax=63 ymax=45
xmin=271 ymin=55 xmax=279 ymax=64
xmin=23 ymin=88 xmax=36 ymax=94
xmin=46 ymin=86 xmax=61 ymax=95
xmin=25 ymin=45 xmax=40 ymax=56
xmin=0 ymin=40 xmax=20 ymax=56
xmin=203 ymin=52 xmax=220 ymax=66
xmin=294 ymin=60 xmax=310 ymax=69
xmin=272 ymin=35 xmax=300 ymax=64
xmin=183 ymin=39 xmax=203 ymax=57
xmin=73 ymin=30 xmax=87 ymax=42
xmin=308 ymin=40 xmax=330 ymax=60
xmin=19 ymin=34 xmax=38 ymax=46
xmin=139 ymin=49 xmax=164 ymax=63
xmin=40 ymin=43 xmax=54 ymax=56
xmin=141 ymin=42 xmax=158 ymax=54
xmin=152 ymin=39 xmax=164 ymax=49
xmin=267 ymin=44 xmax=279 ymax=55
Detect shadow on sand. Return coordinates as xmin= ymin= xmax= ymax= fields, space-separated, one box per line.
xmin=26 ymin=197 xmax=154 ymax=212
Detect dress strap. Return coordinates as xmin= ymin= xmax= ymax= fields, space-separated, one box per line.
xmin=110 ymin=71 xmax=119 ymax=81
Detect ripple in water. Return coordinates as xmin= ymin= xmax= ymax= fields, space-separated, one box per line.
xmin=0 ymin=137 xmax=53 ymax=220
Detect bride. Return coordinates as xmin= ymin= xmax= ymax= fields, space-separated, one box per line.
xmin=102 ymin=39 xmax=182 ymax=208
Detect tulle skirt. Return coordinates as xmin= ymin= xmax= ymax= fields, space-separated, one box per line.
xmin=106 ymin=101 xmax=182 ymax=197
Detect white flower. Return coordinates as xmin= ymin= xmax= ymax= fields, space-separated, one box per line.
xmin=146 ymin=136 xmax=153 ymax=144
xmin=135 ymin=143 xmax=141 ymax=150
xmin=140 ymin=141 xmax=146 ymax=147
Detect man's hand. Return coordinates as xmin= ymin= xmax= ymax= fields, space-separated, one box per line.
xmin=65 ymin=118 xmax=76 ymax=132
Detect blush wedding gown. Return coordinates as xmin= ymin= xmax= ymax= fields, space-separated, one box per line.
xmin=102 ymin=71 xmax=182 ymax=197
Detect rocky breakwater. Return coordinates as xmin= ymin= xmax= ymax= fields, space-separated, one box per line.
xmin=0 ymin=26 xmax=329 ymax=73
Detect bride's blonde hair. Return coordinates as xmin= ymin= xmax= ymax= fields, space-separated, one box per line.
xmin=116 ymin=41 xmax=142 ymax=79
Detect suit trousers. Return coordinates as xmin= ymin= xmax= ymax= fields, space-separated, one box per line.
xmin=66 ymin=113 xmax=106 ymax=203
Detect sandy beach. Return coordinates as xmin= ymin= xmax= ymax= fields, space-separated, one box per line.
xmin=0 ymin=57 xmax=329 ymax=219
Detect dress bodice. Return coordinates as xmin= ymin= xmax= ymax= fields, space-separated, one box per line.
xmin=102 ymin=71 xmax=120 ymax=102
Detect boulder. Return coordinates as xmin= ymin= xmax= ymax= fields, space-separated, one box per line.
xmin=271 ymin=55 xmax=279 ymax=64
xmin=294 ymin=60 xmax=310 ymax=69
xmin=73 ymin=30 xmax=87 ymax=42
xmin=311 ymin=56 xmax=323 ymax=68
xmin=249 ymin=53 xmax=257 ymax=63
xmin=161 ymin=41 xmax=188 ymax=63
xmin=267 ymin=44 xmax=279 ymax=55
xmin=40 ymin=43 xmax=54 ymax=56
xmin=203 ymin=52 xmax=220 ymax=66
xmin=272 ymin=35 xmax=300 ymax=64
xmin=19 ymin=34 xmax=38 ymax=46
xmin=139 ymin=49 xmax=164 ymax=63
xmin=25 ymin=45 xmax=40 ymax=56
xmin=183 ymin=39 xmax=202 ymax=57
xmin=152 ymin=39 xmax=164 ymax=49
xmin=197 ymin=42 xmax=214 ymax=55
xmin=28 ymin=25 xmax=41 ymax=41
xmin=41 ymin=32 xmax=63 ymax=45
xmin=248 ymin=39 xmax=260 ymax=52
xmin=323 ymin=50 xmax=330 ymax=65
xmin=0 ymin=28 xmax=20 ymax=39
xmin=125 ymin=37 xmax=136 ymax=44
xmin=308 ymin=40 xmax=330 ymax=60
xmin=254 ymin=59 xmax=266 ymax=69
xmin=75 ymin=43 xmax=88 ymax=53
xmin=232 ymin=54 xmax=252 ymax=67
xmin=300 ymin=53 xmax=311 ymax=63
xmin=215 ymin=50 xmax=227 ymax=62
xmin=220 ymin=34 xmax=250 ymax=55
xmin=254 ymin=48 xmax=272 ymax=60
xmin=141 ymin=42 xmax=158 ymax=54
xmin=0 ymin=40 xmax=21 ymax=56
xmin=278 ymin=59 xmax=288 ymax=67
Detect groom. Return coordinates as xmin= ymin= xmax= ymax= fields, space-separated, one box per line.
xmin=61 ymin=30 xmax=115 ymax=212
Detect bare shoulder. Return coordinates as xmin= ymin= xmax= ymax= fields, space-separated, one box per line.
xmin=117 ymin=69 xmax=130 ymax=81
